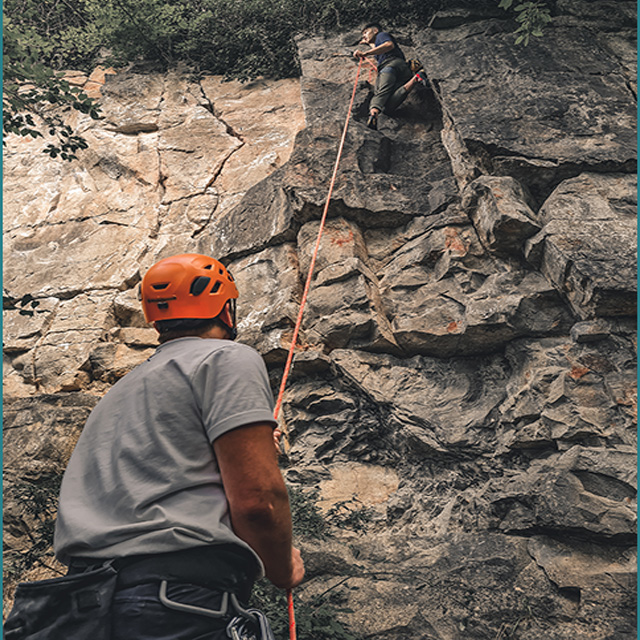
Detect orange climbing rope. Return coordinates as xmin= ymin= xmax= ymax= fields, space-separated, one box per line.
xmin=272 ymin=57 xmax=366 ymax=640
xmin=273 ymin=56 xmax=366 ymax=423
xmin=364 ymin=56 xmax=378 ymax=83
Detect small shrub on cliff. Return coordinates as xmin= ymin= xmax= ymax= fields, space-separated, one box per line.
xmin=289 ymin=485 xmax=329 ymax=540
xmin=326 ymin=497 xmax=374 ymax=533
xmin=499 ymin=0 xmax=552 ymax=46
xmin=250 ymin=579 xmax=359 ymax=640
xmin=272 ymin=486 xmax=368 ymax=638
xmin=3 ymin=13 xmax=101 ymax=160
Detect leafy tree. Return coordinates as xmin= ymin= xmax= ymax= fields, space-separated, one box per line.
xmin=3 ymin=0 xmax=445 ymax=81
xmin=3 ymin=0 xmax=99 ymax=69
xmin=3 ymin=14 xmax=102 ymax=160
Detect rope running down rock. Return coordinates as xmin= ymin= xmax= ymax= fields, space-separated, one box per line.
xmin=272 ymin=56 xmax=369 ymax=640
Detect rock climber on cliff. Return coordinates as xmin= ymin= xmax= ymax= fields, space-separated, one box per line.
xmin=353 ymin=22 xmax=428 ymax=130
xmin=5 ymin=253 xmax=304 ymax=640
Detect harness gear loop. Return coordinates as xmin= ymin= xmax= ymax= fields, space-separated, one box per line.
xmin=273 ymin=57 xmax=365 ymax=640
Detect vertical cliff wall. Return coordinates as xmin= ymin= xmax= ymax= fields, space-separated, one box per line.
xmin=3 ymin=2 xmax=636 ymax=637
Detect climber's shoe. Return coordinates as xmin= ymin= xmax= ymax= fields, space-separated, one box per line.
xmin=415 ymin=70 xmax=428 ymax=87
xmin=366 ymin=113 xmax=378 ymax=130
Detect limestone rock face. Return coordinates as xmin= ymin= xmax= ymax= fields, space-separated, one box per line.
xmin=462 ymin=175 xmax=540 ymax=255
xmin=3 ymin=70 xmax=304 ymax=396
xmin=3 ymin=1 xmax=636 ymax=637
xmin=527 ymin=172 xmax=637 ymax=318
xmin=417 ymin=9 xmax=637 ymax=203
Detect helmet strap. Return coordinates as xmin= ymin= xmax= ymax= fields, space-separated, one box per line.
xmin=218 ymin=300 xmax=237 ymax=340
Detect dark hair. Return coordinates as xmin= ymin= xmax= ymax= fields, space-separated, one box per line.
xmin=362 ymin=22 xmax=382 ymax=32
xmin=155 ymin=317 xmax=228 ymax=344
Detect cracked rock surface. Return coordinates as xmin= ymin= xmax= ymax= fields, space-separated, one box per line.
xmin=3 ymin=70 xmax=304 ymax=398
xmin=3 ymin=2 xmax=636 ymax=637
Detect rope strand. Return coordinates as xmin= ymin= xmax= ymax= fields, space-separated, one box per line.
xmin=273 ymin=58 xmax=366 ymax=640
xmin=287 ymin=588 xmax=296 ymax=639
xmin=274 ymin=57 xmax=364 ymax=421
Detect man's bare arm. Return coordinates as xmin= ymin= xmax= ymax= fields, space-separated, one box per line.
xmin=353 ymin=40 xmax=394 ymax=59
xmin=214 ymin=423 xmax=305 ymax=589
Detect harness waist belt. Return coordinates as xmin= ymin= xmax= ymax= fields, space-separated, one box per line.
xmin=69 ymin=545 xmax=259 ymax=603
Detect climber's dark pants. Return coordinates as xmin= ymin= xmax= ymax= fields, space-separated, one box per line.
xmin=370 ymin=57 xmax=414 ymax=114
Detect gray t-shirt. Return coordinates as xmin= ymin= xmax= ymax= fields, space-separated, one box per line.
xmin=54 ymin=337 xmax=277 ymax=571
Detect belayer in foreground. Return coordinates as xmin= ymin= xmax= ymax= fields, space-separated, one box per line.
xmin=5 ymin=253 xmax=304 ymax=640
xmin=353 ymin=22 xmax=428 ymax=130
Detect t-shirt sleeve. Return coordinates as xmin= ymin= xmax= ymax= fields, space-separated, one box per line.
xmin=375 ymin=32 xmax=394 ymax=47
xmin=192 ymin=344 xmax=277 ymax=443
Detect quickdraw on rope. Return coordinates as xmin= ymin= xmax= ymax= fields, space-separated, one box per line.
xmin=272 ymin=57 xmax=366 ymax=640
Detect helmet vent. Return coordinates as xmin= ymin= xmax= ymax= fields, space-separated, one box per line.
xmin=152 ymin=283 xmax=169 ymax=290
xmin=190 ymin=276 xmax=211 ymax=296
xmin=204 ymin=265 xmax=212 ymax=270
xmin=157 ymin=302 xmax=169 ymax=310
xmin=211 ymin=281 xmax=222 ymax=294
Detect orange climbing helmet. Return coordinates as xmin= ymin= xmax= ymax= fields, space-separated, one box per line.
xmin=141 ymin=253 xmax=239 ymax=330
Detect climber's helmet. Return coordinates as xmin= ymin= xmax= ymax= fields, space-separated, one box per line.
xmin=141 ymin=253 xmax=239 ymax=339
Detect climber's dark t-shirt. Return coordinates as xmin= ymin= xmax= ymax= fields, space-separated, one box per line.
xmin=374 ymin=32 xmax=406 ymax=67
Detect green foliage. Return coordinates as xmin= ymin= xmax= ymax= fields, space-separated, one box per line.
xmin=3 ymin=0 xmax=102 ymax=69
xmin=3 ymin=0 xmax=443 ymax=81
xmin=273 ymin=486 xmax=365 ymax=638
xmin=288 ymin=485 xmax=329 ymax=540
xmin=250 ymin=579 xmax=359 ymax=640
xmin=498 ymin=0 xmax=552 ymax=46
xmin=3 ymin=0 xmax=553 ymax=86
xmin=494 ymin=598 xmax=534 ymax=638
xmin=4 ymin=472 xmax=64 ymax=581
xmin=3 ymin=14 xmax=102 ymax=160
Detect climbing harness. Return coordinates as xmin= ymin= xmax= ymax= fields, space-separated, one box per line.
xmin=272 ymin=56 xmax=369 ymax=640
xmin=159 ymin=582 xmax=275 ymax=640
xmin=227 ymin=610 xmax=276 ymax=640
xmin=3 ymin=561 xmax=118 ymax=640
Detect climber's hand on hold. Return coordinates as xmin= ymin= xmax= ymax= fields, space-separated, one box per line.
xmin=353 ymin=49 xmax=367 ymax=59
